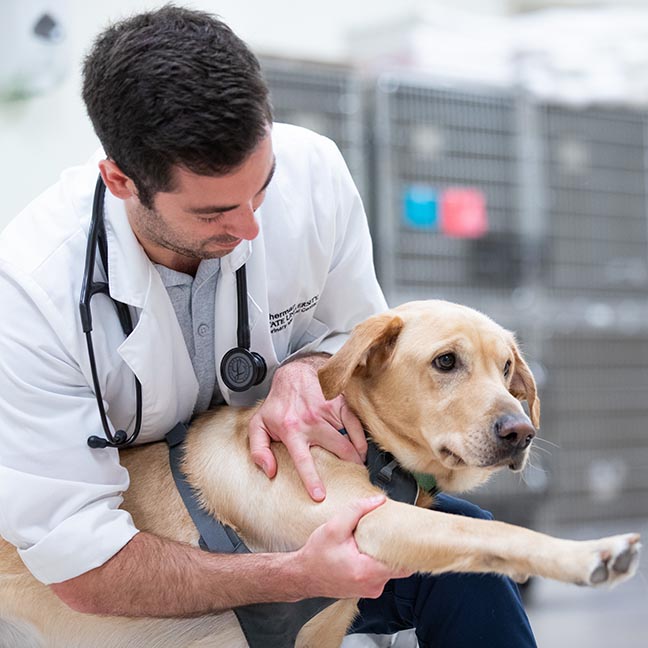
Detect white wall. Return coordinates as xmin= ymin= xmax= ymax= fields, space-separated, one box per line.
xmin=3 ymin=0 xmax=508 ymax=226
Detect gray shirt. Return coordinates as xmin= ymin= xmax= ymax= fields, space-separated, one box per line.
xmin=154 ymin=259 xmax=225 ymax=415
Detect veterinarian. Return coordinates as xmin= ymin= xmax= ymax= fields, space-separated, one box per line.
xmin=0 ymin=6 xmax=536 ymax=646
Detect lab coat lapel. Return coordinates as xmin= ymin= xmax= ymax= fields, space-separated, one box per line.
xmin=103 ymin=191 xmax=199 ymax=437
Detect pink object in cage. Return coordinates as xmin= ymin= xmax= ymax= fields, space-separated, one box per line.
xmin=440 ymin=187 xmax=488 ymax=238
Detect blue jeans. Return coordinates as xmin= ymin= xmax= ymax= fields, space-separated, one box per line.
xmin=348 ymin=493 xmax=537 ymax=648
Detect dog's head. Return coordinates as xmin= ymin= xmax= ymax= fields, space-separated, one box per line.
xmin=318 ymin=300 xmax=540 ymax=492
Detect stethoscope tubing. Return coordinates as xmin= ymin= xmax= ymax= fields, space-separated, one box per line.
xmin=81 ymin=176 xmax=143 ymax=449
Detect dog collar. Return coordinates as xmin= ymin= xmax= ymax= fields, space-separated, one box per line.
xmin=413 ymin=471 xmax=439 ymax=496
xmin=365 ymin=438 xmax=420 ymax=504
xmin=338 ymin=428 xmax=422 ymax=504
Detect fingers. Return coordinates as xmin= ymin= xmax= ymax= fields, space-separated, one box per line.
xmin=309 ymin=423 xmax=363 ymax=465
xmin=325 ymin=494 xmax=386 ymax=543
xmin=299 ymin=496 xmax=412 ymax=599
xmin=247 ymin=385 xmax=366 ymax=501
xmin=248 ymin=421 xmax=277 ymax=479
xmin=339 ymin=400 xmax=367 ymax=461
xmin=254 ymin=419 xmax=366 ymax=499
xmin=282 ymin=434 xmax=327 ymax=502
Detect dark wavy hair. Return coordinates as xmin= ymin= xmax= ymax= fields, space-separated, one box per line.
xmin=82 ymin=4 xmax=273 ymax=208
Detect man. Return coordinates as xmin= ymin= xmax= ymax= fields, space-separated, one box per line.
xmin=0 ymin=6 xmax=536 ymax=646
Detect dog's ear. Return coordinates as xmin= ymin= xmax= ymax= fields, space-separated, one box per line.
xmin=509 ymin=339 xmax=541 ymax=428
xmin=318 ymin=312 xmax=405 ymax=400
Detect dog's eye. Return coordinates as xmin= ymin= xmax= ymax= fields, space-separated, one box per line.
xmin=504 ymin=359 xmax=512 ymax=378
xmin=434 ymin=353 xmax=456 ymax=371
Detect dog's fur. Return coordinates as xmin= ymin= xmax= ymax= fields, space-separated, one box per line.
xmin=0 ymin=300 xmax=641 ymax=647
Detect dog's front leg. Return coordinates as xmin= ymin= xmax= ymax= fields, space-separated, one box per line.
xmin=295 ymin=599 xmax=359 ymax=648
xmin=354 ymin=500 xmax=640 ymax=588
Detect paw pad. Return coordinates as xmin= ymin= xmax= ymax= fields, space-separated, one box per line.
xmin=589 ymin=534 xmax=640 ymax=586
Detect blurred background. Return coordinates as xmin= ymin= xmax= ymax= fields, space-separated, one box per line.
xmin=1 ymin=0 xmax=648 ymax=645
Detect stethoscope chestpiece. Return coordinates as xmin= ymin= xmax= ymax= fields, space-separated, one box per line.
xmin=220 ymin=347 xmax=267 ymax=392
xmin=220 ymin=264 xmax=267 ymax=392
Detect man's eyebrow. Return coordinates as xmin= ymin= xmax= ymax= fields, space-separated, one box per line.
xmin=187 ymin=158 xmax=277 ymax=215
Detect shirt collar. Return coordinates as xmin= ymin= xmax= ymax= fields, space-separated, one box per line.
xmin=155 ymin=258 xmax=221 ymax=289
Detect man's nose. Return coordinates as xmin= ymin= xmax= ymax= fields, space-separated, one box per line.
xmin=227 ymin=206 xmax=259 ymax=240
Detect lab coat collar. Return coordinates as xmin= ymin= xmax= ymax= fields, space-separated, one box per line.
xmin=103 ymin=190 xmax=151 ymax=308
xmin=220 ymin=238 xmax=252 ymax=275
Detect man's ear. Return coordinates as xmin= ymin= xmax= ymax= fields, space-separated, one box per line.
xmin=98 ymin=159 xmax=138 ymax=200
xmin=509 ymin=338 xmax=541 ymax=428
xmin=318 ymin=313 xmax=404 ymax=400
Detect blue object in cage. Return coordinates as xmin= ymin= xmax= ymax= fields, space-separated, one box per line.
xmin=402 ymin=185 xmax=439 ymax=229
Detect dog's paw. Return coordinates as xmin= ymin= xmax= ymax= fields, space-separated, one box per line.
xmin=583 ymin=534 xmax=641 ymax=587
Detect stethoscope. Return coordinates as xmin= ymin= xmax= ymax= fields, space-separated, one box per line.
xmin=79 ymin=175 xmax=267 ymax=450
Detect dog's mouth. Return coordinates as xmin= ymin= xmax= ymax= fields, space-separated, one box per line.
xmin=487 ymin=449 xmax=529 ymax=473
xmin=440 ymin=446 xmax=466 ymax=467
xmin=438 ymin=445 xmax=530 ymax=473
xmin=507 ymin=453 xmax=528 ymax=473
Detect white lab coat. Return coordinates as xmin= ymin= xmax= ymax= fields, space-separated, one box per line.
xmin=0 ymin=123 xmax=387 ymax=584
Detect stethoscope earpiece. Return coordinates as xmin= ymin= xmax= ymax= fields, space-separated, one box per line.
xmin=87 ymin=435 xmax=108 ymax=449
xmin=86 ymin=430 xmax=128 ymax=449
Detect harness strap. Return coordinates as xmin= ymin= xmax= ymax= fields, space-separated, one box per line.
xmin=165 ymin=422 xmax=334 ymax=648
xmin=166 ymin=423 xmax=246 ymax=553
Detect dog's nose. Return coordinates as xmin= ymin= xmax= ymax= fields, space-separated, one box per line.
xmin=494 ymin=415 xmax=536 ymax=450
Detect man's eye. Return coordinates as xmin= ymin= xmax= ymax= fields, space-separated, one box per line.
xmin=198 ymin=214 xmax=223 ymax=223
xmin=433 ymin=353 xmax=456 ymax=372
xmin=504 ymin=359 xmax=512 ymax=378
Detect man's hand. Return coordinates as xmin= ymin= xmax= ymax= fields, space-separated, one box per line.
xmin=249 ymin=354 xmax=367 ymax=501
xmin=296 ymin=495 xmax=413 ymax=599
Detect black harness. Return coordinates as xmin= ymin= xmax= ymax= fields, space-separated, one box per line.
xmin=165 ymin=421 xmax=420 ymax=648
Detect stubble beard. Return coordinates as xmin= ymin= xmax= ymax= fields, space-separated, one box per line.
xmin=131 ymin=202 xmax=239 ymax=260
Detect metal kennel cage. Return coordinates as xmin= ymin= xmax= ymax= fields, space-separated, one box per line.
xmin=260 ymin=56 xmax=367 ymax=203
xmin=369 ymin=73 xmax=546 ymax=329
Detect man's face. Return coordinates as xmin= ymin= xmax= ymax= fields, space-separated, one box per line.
xmin=127 ymin=132 xmax=275 ymax=270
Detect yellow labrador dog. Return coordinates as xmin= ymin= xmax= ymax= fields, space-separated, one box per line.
xmin=0 ymin=300 xmax=641 ymax=647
